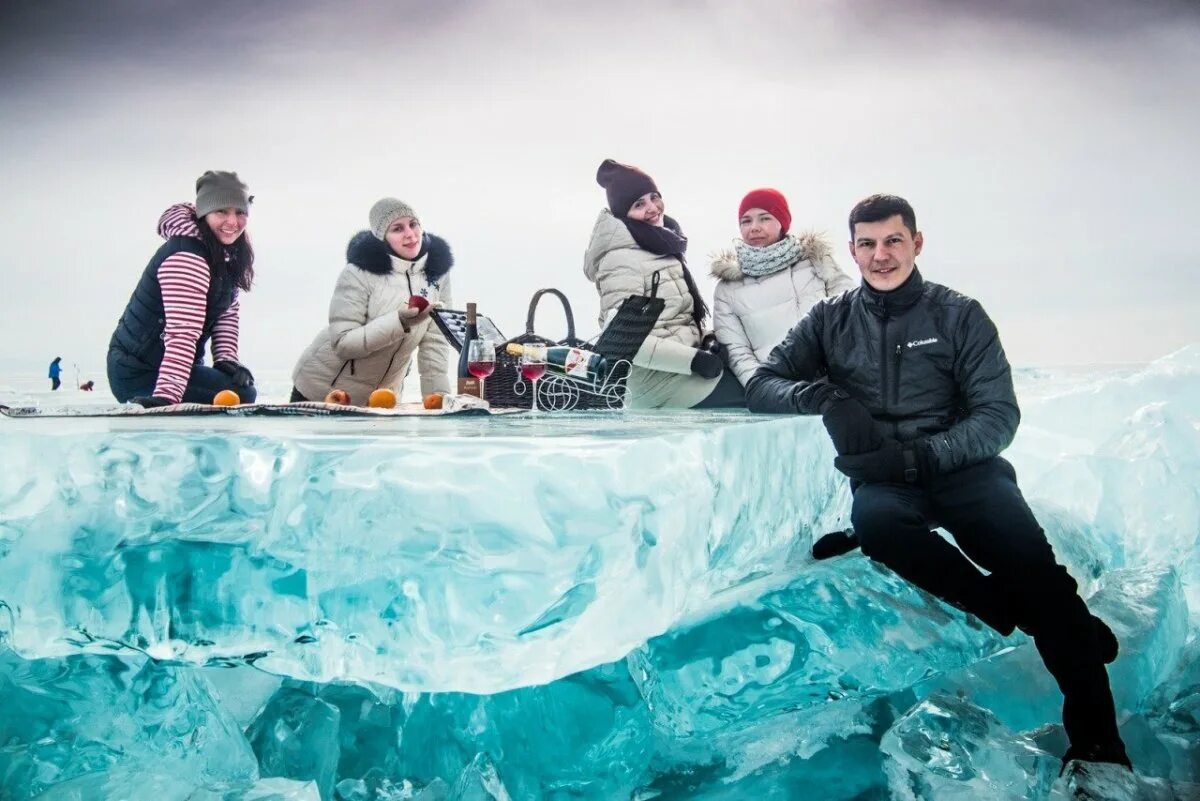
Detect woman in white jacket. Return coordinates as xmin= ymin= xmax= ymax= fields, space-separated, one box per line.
xmin=290 ymin=198 xmax=454 ymax=405
xmin=711 ymin=188 xmax=856 ymax=388
xmin=585 ymin=159 xmax=744 ymax=409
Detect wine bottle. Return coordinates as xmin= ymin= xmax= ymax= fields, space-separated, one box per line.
xmin=457 ymin=302 xmax=481 ymax=397
xmin=505 ymin=343 xmax=607 ymax=381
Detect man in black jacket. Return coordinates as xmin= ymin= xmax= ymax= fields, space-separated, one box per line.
xmin=747 ymin=194 xmax=1129 ymax=769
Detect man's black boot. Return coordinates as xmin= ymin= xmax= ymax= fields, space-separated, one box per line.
xmin=1061 ymin=741 xmax=1132 ymax=772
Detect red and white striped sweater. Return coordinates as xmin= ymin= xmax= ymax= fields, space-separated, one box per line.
xmin=153 ymin=203 xmax=240 ymax=403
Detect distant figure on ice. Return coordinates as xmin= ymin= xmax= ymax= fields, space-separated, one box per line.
xmin=107 ymin=171 xmax=258 ymax=407
xmin=79 ymin=380 xmax=95 ymax=391
xmin=584 ymin=159 xmax=743 ymax=409
xmin=290 ymin=197 xmax=454 ymax=405
xmin=710 ymin=187 xmax=856 ymax=388
xmin=746 ymin=194 xmax=1129 ymax=770
xmin=48 ymin=356 xmax=62 ymax=390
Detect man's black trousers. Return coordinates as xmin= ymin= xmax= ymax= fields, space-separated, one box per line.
xmin=850 ymin=456 xmax=1124 ymax=754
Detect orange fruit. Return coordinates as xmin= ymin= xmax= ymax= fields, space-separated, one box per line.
xmin=368 ymin=388 xmax=397 ymax=408
xmin=422 ymin=392 xmax=445 ymax=410
xmin=324 ymin=389 xmax=351 ymax=405
xmin=213 ymin=389 xmax=241 ymax=406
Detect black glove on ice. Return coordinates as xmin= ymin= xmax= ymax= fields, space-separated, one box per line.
xmin=821 ymin=391 xmax=883 ymax=456
xmin=812 ymin=529 xmax=861 ymax=560
xmin=834 ymin=440 xmax=931 ymax=485
xmin=214 ymin=359 xmax=255 ymax=388
xmin=690 ymin=349 xmax=723 ymax=379
xmin=130 ymin=395 xmax=173 ymax=408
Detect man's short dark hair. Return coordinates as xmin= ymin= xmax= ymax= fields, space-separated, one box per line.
xmin=848 ymin=194 xmax=917 ymax=237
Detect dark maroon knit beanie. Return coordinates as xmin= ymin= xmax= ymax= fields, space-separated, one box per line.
xmin=596 ymin=159 xmax=659 ymax=217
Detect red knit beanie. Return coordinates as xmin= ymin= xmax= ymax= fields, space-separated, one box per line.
xmin=738 ymin=188 xmax=791 ymax=236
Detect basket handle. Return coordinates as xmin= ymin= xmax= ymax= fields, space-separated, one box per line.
xmin=524 ymin=288 xmax=577 ymax=341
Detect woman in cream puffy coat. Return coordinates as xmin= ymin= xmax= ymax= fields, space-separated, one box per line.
xmin=711 ymin=188 xmax=856 ymax=387
xmin=585 ymin=159 xmax=745 ymax=409
xmin=291 ymin=198 xmax=454 ymax=405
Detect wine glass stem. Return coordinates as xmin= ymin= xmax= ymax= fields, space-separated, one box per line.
xmin=531 ymin=378 xmax=538 ymax=412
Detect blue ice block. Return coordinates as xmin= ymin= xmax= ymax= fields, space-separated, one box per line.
xmin=0 ymin=412 xmax=846 ymax=694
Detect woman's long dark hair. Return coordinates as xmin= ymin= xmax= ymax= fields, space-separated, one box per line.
xmin=197 ymin=218 xmax=255 ymax=292
xmin=678 ymin=259 xmax=708 ymax=330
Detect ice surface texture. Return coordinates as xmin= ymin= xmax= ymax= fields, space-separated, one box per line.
xmin=1 ymin=344 xmax=1199 ymax=798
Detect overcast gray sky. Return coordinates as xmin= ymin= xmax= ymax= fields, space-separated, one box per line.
xmin=2 ymin=0 xmax=1198 ymax=375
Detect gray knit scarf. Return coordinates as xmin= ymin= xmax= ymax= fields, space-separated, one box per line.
xmin=735 ymin=235 xmax=806 ymax=278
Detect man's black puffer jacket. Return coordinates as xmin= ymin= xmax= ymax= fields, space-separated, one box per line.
xmin=745 ymin=268 xmax=1020 ymax=475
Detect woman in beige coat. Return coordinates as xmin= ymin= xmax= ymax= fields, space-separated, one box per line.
xmin=291 ymin=198 xmax=454 ymax=405
xmin=584 ymin=159 xmax=744 ymax=409
xmin=711 ymin=188 xmax=856 ymax=387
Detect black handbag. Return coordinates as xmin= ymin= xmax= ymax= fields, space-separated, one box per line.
xmin=591 ymin=271 xmax=666 ymax=367
xmin=581 ymin=271 xmax=667 ymax=398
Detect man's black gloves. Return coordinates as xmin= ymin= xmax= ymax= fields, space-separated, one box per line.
xmin=821 ymin=390 xmax=883 ymax=456
xmin=214 ymin=359 xmax=255 ymax=388
xmin=690 ymin=349 xmax=723 ymax=379
xmin=834 ymin=440 xmax=933 ymax=485
xmin=130 ymin=395 xmax=173 ymax=408
xmin=819 ymin=387 xmax=933 ymax=484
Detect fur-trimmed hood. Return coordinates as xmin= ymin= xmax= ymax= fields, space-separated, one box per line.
xmin=346 ymin=230 xmax=454 ymax=283
xmin=710 ymin=231 xmax=832 ymax=281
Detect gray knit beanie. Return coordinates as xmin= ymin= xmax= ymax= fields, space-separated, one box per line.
xmin=369 ymin=197 xmax=419 ymax=240
xmin=195 ymin=171 xmax=252 ymax=216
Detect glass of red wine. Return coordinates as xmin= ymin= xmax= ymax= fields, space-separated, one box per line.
xmin=467 ymin=339 xmax=496 ymax=399
xmin=519 ymin=344 xmax=548 ymax=412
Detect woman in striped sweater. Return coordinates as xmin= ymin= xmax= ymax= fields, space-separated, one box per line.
xmin=107 ymin=171 xmax=258 ymax=407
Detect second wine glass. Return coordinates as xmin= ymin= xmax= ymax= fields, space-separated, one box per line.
xmin=520 ymin=344 xmax=548 ymax=412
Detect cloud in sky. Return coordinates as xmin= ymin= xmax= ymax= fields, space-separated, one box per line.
xmin=1 ymin=0 xmax=1198 ymax=375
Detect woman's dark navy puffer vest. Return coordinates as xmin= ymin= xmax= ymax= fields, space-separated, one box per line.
xmin=107 ymin=236 xmax=238 ymax=376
